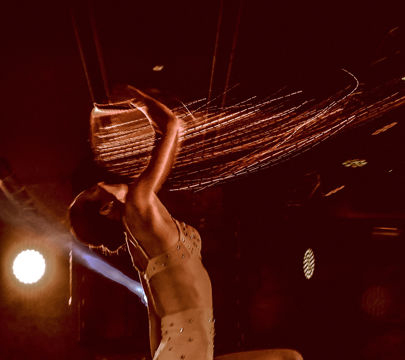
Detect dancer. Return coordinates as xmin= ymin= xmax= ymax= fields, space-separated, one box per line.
xmin=69 ymin=86 xmax=302 ymax=360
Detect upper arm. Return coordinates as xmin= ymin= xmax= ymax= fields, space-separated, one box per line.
xmin=134 ymin=120 xmax=180 ymax=194
xmin=123 ymin=89 xmax=180 ymax=253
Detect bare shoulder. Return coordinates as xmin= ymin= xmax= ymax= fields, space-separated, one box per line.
xmin=124 ymin=194 xmax=179 ymax=257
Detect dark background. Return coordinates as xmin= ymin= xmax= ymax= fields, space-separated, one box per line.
xmin=1 ymin=1 xmax=405 ymax=359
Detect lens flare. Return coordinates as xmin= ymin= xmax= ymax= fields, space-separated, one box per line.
xmin=12 ymin=249 xmax=46 ymax=284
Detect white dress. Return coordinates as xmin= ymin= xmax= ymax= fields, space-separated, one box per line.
xmin=124 ymin=217 xmax=214 ymax=360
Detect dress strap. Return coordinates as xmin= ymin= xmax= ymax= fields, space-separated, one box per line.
xmin=122 ymin=217 xmax=150 ymax=273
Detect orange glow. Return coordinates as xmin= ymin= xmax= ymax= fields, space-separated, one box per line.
xmin=342 ymin=159 xmax=367 ymax=168
xmin=90 ymin=74 xmax=405 ymax=190
xmin=371 ymin=121 xmax=398 ymax=135
xmin=324 ymin=185 xmax=345 ymax=197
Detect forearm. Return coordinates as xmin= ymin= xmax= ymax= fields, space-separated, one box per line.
xmin=142 ymin=119 xmax=179 ymax=189
xmin=124 ymin=88 xmax=180 ymax=248
xmin=128 ymin=117 xmax=180 ymax=200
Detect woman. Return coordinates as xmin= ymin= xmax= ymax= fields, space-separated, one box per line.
xmin=69 ymin=87 xmax=302 ymax=360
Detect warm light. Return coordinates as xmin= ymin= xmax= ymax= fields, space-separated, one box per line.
xmin=303 ymin=248 xmax=315 ymax=279
xmin=153 ymin=65 xmax=164 ymax=71
xmin=324 ymin=185 xmax=345 ymax=197
xmin=372 ymin=227 xmax=400 ymax=237
xmin=371 ymin=121 xmax=398 ymax=135
xmin=90 ymin=71 xmax=405 ymax=191
xmin=342 ymin=159 xmax=367 ymax=168
xmin=12 ymin=250 xmax=46 ymax=284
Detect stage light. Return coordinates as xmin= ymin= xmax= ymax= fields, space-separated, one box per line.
xmin=324 ymin=185 xmax=345 ymax=197
xmin=371 ymin=121 xmax=398 ymax=135
xmin=12 ymin=249 xmax=46 ymax=284
xmin=303 ymin=248 xmax=315 ymax=280
xmin=372 ymin=226 xmax=400 ymax=237
xmin=342 ymin=159 xmax=367 ymax=168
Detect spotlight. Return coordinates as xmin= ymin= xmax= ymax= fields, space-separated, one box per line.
xmin=12 ymin=249 xmax=46 ymax=284
xmin=303 ymin=248 xmax=315 ymax=280
xmin=152 ymin=65 xmax=164 ymax=71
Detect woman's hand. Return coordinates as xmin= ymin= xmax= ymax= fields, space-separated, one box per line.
xmin=127 ymin=85 xmax=178 ymax=135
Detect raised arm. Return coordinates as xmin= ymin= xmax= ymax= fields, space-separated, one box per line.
xmin=128 ymin=86 xmax=181 ymax=195
xmin=123 ymin=87 xmax=181 ymax=255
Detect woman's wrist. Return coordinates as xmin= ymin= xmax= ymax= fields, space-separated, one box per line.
xmin=160 ymin=115 xmax=180 ymax=131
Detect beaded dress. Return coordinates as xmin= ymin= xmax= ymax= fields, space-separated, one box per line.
xmin=124 ymin=217 xmax=214 ymax=360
